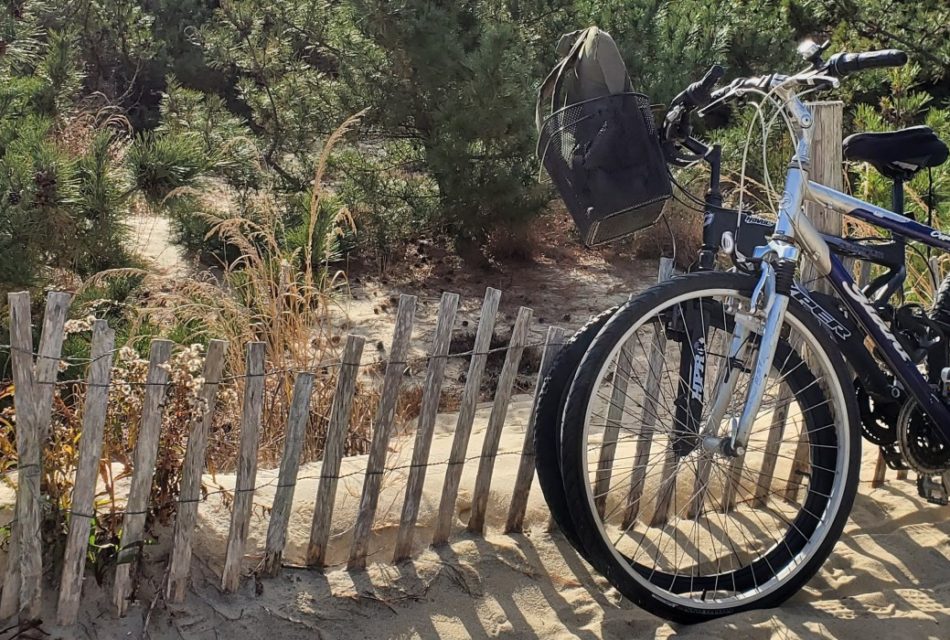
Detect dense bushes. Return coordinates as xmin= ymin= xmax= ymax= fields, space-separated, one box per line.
xmin=0 ymin=30 xmax=133 ymax=291
xmin=1 ymin=1 xmax=949 ymax=281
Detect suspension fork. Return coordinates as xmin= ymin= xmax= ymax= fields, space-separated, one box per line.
xmin=727 ymin=258 xmax=797 ymax=455
xmin=709 ymin=87 xmax=812 ymax=448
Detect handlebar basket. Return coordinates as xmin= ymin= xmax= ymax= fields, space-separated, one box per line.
xmin=538 ymin=92 xmax=671 ymax=246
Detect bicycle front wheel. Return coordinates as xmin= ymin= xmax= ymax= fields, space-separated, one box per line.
xmin=560 ymin=271 xmax=860 ymax=623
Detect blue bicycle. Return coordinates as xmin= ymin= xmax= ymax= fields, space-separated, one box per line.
xmin=540 ymin=40 xmax=950 ymax=622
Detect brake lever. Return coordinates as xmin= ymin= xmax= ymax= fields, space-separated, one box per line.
xmin=696 ymin=100 xmax=725 ymax=119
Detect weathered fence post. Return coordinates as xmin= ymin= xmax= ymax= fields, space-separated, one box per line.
xmin=433 ymin=288 xmax=502 ymax=545
xmin=221 ymin=342 xmax=266 ymax=592
xmin=467 ymin=306 xmax=533 ymax=535
xmin=348 ymin=295 xmax=417 ymax=570
xmin=166 ymin=340 xmax=228 ymax=602
xmin=393 ymin=292 xmax=459 ymax=562
xmin=57 ymin=320 xmax=115 ymax=625
xmin=2 ymin=291 xmax=69 ymax=621
xmin=262 ymin=372 xmax=316 ymax=577
xmin=307 ymin=335 xmax=365 ymax=567
xmin=785 ymin=101 xmax=843 ymax=502
xmin=114 ymin=339 xmax=173 ymax=616
xmin=594 ymin=339 xmax=635 ymax=518
xmin=505 ymin=325 xmax=566 ymax=534
xmin=753 ymin=384 xmax=795 ymax=507
xmin=871 ymin=449 xmax=889 ymax=488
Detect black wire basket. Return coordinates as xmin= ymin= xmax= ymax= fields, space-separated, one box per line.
xmin=538 ymin=93 xmax=671 ymax=246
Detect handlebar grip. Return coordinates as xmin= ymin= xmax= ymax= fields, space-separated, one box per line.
xmin=827 ymin=49 xmax=907 ymax=75
xmin=685 ymin=64 xmax=725 ymax=106
xmin=698 ymin=64 xmax=725 ymax=91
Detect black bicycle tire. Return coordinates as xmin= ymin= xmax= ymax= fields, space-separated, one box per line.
xmin=560 ymin=272 xmax=861 ymax=623
xmin=533 ymin=306 xmax=619 ymax=551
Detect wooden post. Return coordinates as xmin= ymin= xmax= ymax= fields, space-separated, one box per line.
xmin=3 ymin=291 xmax=69 ymax=621
xmin=348 ymin=295 xmax=416 ymax=570
xmin=784 ymin=101 xmax=843 ymax=502
xmin=871 ymin=452 xmax=888 ymax=488
xmin=432 ymin=288 xmax=502 ymax=545
xmin=306 ymin=335 xmax=365 ymax=567
xmin=35 ymin=292 xmax=72 ymax=443
xmin=221 ymin=342 xmax=266 ymax=592
xmin=593 ymin=339 xmax=635 ymax=518
xmin=689 ymin=456 xmax=712 ymax=520
xmin=505 ymin=326 xmax=566 ymax=534
xmin=262 ymin=373 xmax=315 ymax=577
xmin=114 ymin=339 xmax=173 ymax=616
xmin=2 ymin=293 xmax=36 ymax=622
xmin=166 ymin=340 xmax=228 ymax=602
xmin=720 ymin=453 xmax=746 ymax=513
xmin=616 ymin=258 xmax=673 ymax=528
xmin=393 ymin=293 xmax=459 ymax=562
xmin=57 ymin=321 xmax=115 ymax=625
xmin=467 ymin=307 xmax=533 ymax=535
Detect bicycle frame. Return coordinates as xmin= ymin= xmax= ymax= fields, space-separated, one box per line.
xmin=805 ymin=183 xmax=950 ymax=429
xmin=732 ymin=89 xmax=950 ymax=453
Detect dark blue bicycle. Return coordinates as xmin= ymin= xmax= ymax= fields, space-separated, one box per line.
xmin=540 ymin=40 xmax=949 ymax=622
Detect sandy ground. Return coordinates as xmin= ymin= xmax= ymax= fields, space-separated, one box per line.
xmin=128 ymin=214 xmax=190 ymax=277
xmin=1 ymin=395 xmax=948 ymax=640
xmin=328 ymin=230 xmax=661 ymax=401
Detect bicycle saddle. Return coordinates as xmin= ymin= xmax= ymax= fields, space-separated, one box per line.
xmin=843 ymin=125 xmax=949 ymax=180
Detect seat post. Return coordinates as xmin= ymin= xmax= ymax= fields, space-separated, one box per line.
xmin=892 ymin=178 xmax=905 ymax=216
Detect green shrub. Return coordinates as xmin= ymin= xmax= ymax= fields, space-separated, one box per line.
xmin=335 ymin=142 xmax=439 ymax=267
xmin=127 ymin=130 xmax=215 ymax=204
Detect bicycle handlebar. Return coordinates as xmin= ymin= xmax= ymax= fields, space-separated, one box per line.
xmin=664 ymin=47 xmax=908 ymax=147
xmin=662 ymin=46 xmax=908 ymax=164
xmin=826 ymin=49 xmax=907 ymax=76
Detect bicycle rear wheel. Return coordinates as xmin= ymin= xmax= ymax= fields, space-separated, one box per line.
xmin=533 ymin=307 xmax=618 ymax=551
xmin=560 ymin=272 xmax=859 ymax=622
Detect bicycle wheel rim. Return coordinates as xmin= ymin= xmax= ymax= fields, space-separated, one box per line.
xmin=573 ymin=285 xmax=852 ymax=610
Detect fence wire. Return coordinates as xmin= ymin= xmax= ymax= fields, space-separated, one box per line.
xmin=0 ymin=448 xmax=528 ymax=533
xmin=0 ymin=338 xmax=565 ymax=388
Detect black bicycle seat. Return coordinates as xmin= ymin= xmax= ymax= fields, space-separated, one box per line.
xmin=843 ymin=125 xmax=948 ymax=180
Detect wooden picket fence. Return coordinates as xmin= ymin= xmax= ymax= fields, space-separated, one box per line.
xmin=0 ymin=286 xmax=570 ymax=627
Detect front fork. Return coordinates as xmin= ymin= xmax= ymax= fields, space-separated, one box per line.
xmin=700 ymin=257 xmax=797 ymax=456
xmin=728 ymin=258 xmax=795 ymax=455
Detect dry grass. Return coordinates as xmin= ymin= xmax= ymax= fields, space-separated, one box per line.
xmin=632 ymin=200 xmax=703 ymax=269
xmin=77 ymin=113 xmax=383 ymax=469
